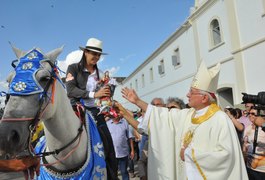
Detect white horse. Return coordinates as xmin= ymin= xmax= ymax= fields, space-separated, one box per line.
xmin=0 ymin=46 xmax=106 ymax=179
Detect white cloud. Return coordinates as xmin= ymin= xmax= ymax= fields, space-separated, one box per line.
xmin=119 ymin=54 xmax=136 ymax=63
xmin=65 ymin=50 xmax=83 ymax=66
xmin=105 ymin=66 xmax=120 ymax=77
xmin=0 ymin=81 xmax=8 ymax=92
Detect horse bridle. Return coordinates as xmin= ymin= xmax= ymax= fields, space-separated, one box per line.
xmin=2 ymin=62 xmax=84 ymax=160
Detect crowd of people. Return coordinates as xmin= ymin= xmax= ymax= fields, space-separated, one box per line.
xmin=104 ymin=91 xmax=265 ymax=180
xmin=1 ymin=37 xmax=265 ymax=180
xmin=113 ymin=60 xmax=264 ymax=180
xmin=224 ymin=103 xmax=265 ymax=180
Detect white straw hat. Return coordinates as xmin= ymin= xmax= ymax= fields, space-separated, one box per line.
xmin=79 ymin=38 xmax=108 ymax=55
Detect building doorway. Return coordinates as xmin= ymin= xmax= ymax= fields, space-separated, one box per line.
xmin=217 ymin=87 xmax=234 ymax=109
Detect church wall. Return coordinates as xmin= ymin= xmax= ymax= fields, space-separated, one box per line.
xmin=114 ymin=0 xmax=265 ymax=111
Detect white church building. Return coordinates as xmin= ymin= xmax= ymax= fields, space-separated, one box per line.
xmin=114 ymin=0 xmax=265 ymax=111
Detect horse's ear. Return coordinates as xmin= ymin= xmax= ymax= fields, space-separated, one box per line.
xmin=6 ymin=71 xmax=16 ymax=84
xmin=45 ymin=46 xmax=64 ymax=63
xmin=9 ymin=42 xmax=27 ymax=59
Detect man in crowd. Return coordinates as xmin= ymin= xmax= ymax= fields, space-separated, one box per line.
xmin=115 ymin=61 xmax=248 ymax=179
xmin=107 ymin=115 xmax=134 ymax=180
xmin=243 ymin=108 xmax=265 ymax=179
xmin=240 ymin=103 xmax=254 ymax=129
xmin=166 ymin=97 xmax=186 ymax=110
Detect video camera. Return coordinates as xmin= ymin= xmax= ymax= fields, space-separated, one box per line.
xmin=242 ymin=91 xmax=265 ymax=131
xmin=242 ymin=91 xmax=265 ymax=114
xmin=242 ymin=92 xmax=265 ymax=105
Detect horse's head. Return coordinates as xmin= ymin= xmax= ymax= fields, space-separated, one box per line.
xmin=0 ymin=46 xmax=63 ymax=159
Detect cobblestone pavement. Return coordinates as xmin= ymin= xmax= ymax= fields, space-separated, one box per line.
xmin=118 ymin=162 xmax=140 ymax=180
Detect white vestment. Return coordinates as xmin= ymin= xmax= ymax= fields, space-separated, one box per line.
xmin=138 ymin=105 xmax=248 ymax=180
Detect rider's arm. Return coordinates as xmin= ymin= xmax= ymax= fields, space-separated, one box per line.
xmin=65 ymin=63 xmax=90 ymax=99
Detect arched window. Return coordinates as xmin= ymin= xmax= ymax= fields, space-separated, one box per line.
xmin=158 ymin=59 xmax=165 ymax=75
xmin=149 ymin=67 xmax=154 ymax=82
xmin=141 ymin=73 xmax=145 ymax=87
xmin=172 ymin=48 xmax=181 ymax=67
xmin=210 ymin=19 xmax=222 ymax=46
xmin=135 ymin=79 xmax=138 ymax=91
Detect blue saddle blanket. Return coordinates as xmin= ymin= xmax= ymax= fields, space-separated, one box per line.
xmin=34 ymin=113 xmax=107 ymax=179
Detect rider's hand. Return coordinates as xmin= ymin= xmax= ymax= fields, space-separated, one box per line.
xmin=94 ymin=86 xmax=110 ymax=98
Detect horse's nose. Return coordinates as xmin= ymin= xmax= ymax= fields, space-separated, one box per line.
xmin=0 ymin=124 xmax=29 ymax=155
xmin=7 ymin=130 xmax=20 ymax=145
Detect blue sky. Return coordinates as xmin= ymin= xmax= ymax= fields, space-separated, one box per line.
xmin=0 ymin=0 xmax=194 ymax=91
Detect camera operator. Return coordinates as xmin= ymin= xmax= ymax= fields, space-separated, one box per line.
xmin=225 ymin=107 xmax=244 ymax=147
xmin=243 ymin=108 xmax=265 ymax=179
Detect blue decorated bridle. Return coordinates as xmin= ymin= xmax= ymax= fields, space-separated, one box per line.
xmin=2 ymin=48 xmax=84 ymax=160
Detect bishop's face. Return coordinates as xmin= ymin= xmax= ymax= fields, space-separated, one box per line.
xmin=186 ymin=88 xmax=207 ymax=110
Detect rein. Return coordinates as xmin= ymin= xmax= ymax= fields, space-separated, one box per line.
xmin=38 ymin=104 xmax=85 ymax=168
xmin=36 ymin=118 xmax=84 ymax=158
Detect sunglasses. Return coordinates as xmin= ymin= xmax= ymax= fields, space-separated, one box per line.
xmin=248 ymin=112 xmax=257 ymax=116
xmin=245 ymin=106 xmax=254 ymax=108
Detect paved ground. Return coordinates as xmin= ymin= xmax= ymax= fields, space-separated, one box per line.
xmin=0 ymin=162 xmax=141 ymax=179
xmin=0 ymin=172 xmax=24 ymax=180
xmin=118 ymin=162 xmax=140 ymax=180
xmin=0 ymin=170 xmax=140 ymax=180
xmin=130 ymin=162 xmax=140 ymax=180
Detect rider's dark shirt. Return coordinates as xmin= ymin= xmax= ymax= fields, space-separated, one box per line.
xmin=66 ymin=63 xmax=90 ymax=105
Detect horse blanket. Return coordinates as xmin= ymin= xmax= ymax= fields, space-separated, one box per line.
xmin=35 ymin=112 xmax=107 ymax=180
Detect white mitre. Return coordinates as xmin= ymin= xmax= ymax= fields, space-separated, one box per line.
xmin=191 ymin=61 xmax=221 ymax=93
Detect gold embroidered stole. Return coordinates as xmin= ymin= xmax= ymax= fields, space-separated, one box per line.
xmin=183 ymin=103 xmax=220 ymax=148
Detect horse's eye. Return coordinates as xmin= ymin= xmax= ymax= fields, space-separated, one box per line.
xmin=40 ymin=76 xmax=51 ymax=82
xmin=36 ymin=68 xmax=51 ymax=82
